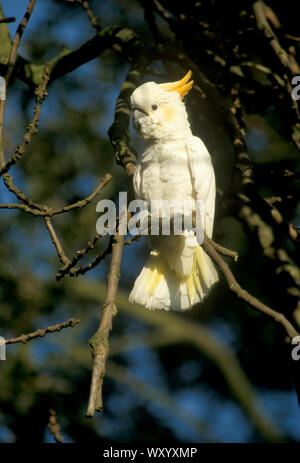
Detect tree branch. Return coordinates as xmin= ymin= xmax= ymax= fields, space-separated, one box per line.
xmin=6 ymin=0 xmax=36 ymax=85
xmin=66 ymin=236 xmax=114 ymax=279
xmin=80 ymin=0 xmax=101 ymax=33
xmin=56 ymin=233 xmax=103 ymax=280
xmin=5 ymin=318 xmax=79 ymax=344
xmin=0 ymin=63 xmax=50 ymax=176
xmin=205 ymin=234 xmax=238 ymax=261
xmin=15 ymin=25 xmax=143 ymax=88
xmin=108 ymin=53 xmax=153 ymax=176
xmin=50 ymin=173 xmax=112 ymax=215
xmin=0 ymin=173 xmax=112 ymax=216
xmin=86 ymin=231 xmax=124 ymax=416
xmin=44 ymin=217 xmax=70 ymax=266
xmin=203 ymin=238 xmax=300 ymax=342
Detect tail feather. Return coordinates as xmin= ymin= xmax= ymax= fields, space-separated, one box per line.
xmin=129 ymin=245 xmax=218 ymax=311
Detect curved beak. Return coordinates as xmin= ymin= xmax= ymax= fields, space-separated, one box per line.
xmin=132 ymin=107 xmax=148 ymax=117
xmin=132 ymin=107 xmax=148 ymax=133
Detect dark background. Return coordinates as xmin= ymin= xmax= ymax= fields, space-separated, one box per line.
xmin=0 ymin=0 xmax=299 ymax=443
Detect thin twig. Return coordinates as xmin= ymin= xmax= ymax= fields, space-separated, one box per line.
xmin=0 ymin=173 xmax=112 ymax=216
xmin=80 ymin=0 xmax=101 ymax=33
xmin=205 ymin=234 xmax=238 ymax=261
xmin=56 ymin=233 xmax=103 ymax=280
xmin=67 ymin=236 xmax=114 ymax=278
xmin=2 ymin=173 xmax=50 ymax=211
xmin=0 ymin=202 xmax=49 ymax=215
xmin=0 ymin=63 xmax=50 ymax=176
xmin=6 ymin=0 xmax=37 ymax=84
xmin=57 ymin=219 xmax=140 ymax=281
xmin=5 ymin=318 xmax=79 ymax=344
xmin=52 ymin=173 xmax=112 ymax=215
xmin=44 ymin=217 xmax=70 ymax=266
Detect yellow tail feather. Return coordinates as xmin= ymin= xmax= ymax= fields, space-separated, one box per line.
xmin=146 ymin=247 xmax=210 ymax=304
xmin=146 ymin=256 xmax=165 ymax=296
xmin=129 ymin=245 xmax=218 ymax=311
xmin=186 ymin=273 xmax=195 ymax=305
xmin=193 ymin=267 xmax=204 ymax=299
xmin=195 ymin=246 xmax=210 ymax=288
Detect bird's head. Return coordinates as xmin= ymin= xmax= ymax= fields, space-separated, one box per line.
xmin=130 ymin=70 xmax=193 ymax=142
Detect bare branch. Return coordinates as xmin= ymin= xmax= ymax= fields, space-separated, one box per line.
xmin=0 ymin=63 xmax=50 ymax=176
xmin=52 ymin=173 xmax=112 ymax=215
xmin=203 ymin=238 xmax=300 ymax=342
xmin=86 ymin=231 xmax=124 ymax=416
xmin=205 ymin=234 xmax=238 ymax=261
xmin=80 ymin=1 xmax=101 ymax=33
xmin=0 ymin=202 xmax=46 ymax=215
xmin=5 ymin=318 xmax=80 ymax=344
xmin=56 ymin=233 xmax=103 ymax=280
xmin=63 ymin=0 xmax=101 ymax=32
xmin=65 ymin=236 xmax=114 ymax=279
xmin=6 ymin=0 xmax=37 ymax=84
xmin=44 ymin=217 xmax=70 ymax=266
xmin=0 ymin=173 xmax=112 ymax=217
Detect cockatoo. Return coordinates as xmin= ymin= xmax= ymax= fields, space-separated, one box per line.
xmin=129 ymin=70 xmax=218 ymax=311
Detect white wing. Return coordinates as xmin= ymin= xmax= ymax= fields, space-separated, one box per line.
xmin=187 ymin=136 xmax=216 ymax=238
xmin=133 ymin=162 xmax=142 ymax=198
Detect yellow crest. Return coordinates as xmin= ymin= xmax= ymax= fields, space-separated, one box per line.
xmin=158 ymin=70 xmax=193 ymax=99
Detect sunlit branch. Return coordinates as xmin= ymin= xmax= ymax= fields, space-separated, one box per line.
xmin=86 ymin=231 xmax=124 ymax=417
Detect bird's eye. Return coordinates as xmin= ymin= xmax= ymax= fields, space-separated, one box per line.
xmin=151 ymin=104 xmax=158 ymax=110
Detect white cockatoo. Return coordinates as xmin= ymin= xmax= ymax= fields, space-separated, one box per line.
xmin=129 ymin=71 xmax=218 ymax=311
